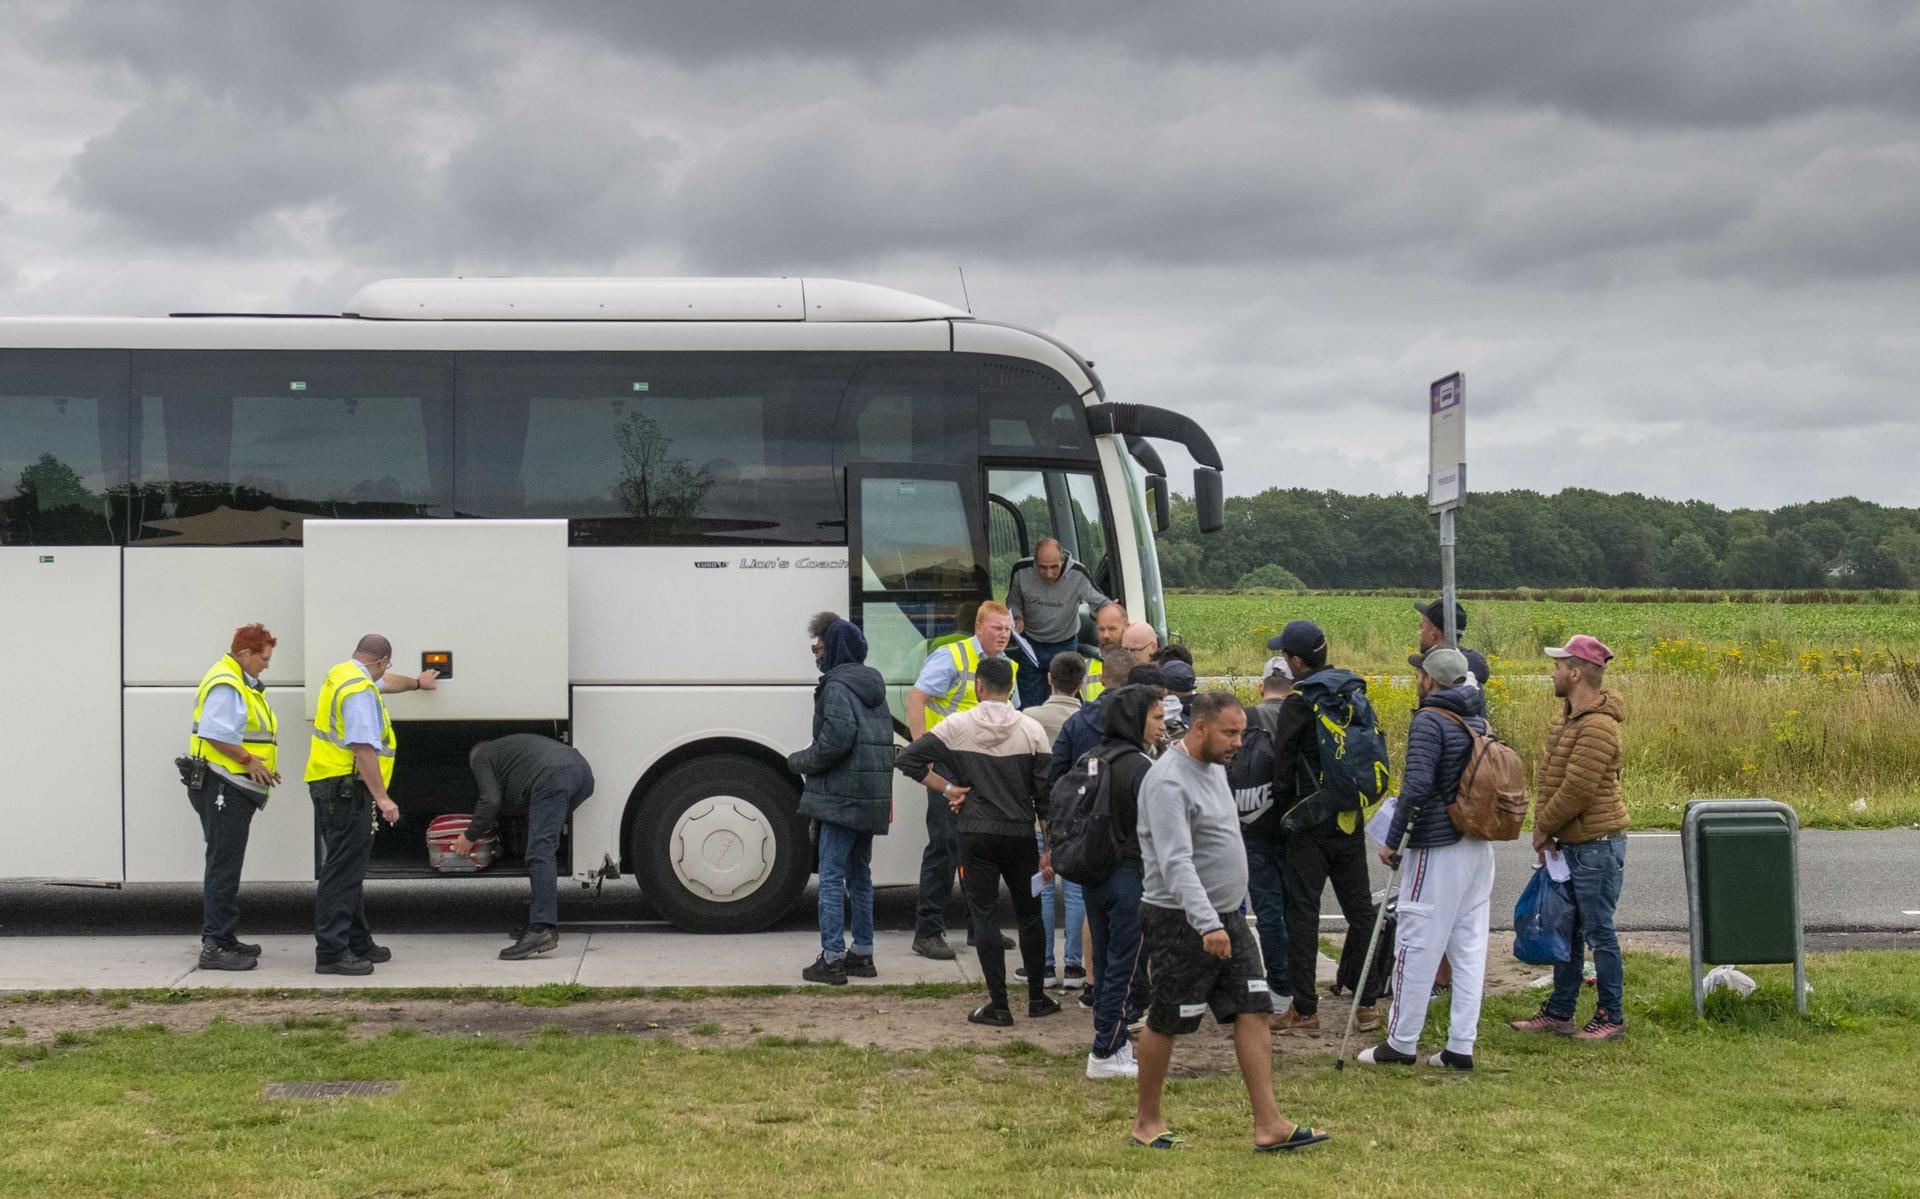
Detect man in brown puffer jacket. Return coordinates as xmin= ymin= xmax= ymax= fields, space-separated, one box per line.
xmin=1511 ymin=635 xmax=1630 ymax=1042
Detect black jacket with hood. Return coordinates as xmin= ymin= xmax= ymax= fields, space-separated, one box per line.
xmin=788 ymin=620 xmax=894 ymax=836
xmin=1094 ymin=685 xmax=1160 ymax=869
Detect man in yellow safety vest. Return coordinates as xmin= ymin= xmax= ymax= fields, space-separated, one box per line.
xmin=306 ymin=633 xmax=437 ymax=975
xmin=184 ymin=623 xmax=282 ymax=972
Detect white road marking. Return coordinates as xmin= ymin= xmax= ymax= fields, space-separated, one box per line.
xmin=1902 ymin=911 xmax=1920 ymax=917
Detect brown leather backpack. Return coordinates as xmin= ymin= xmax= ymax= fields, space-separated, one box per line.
xmin=1431 ymin=709 xmax=1529 ymax=841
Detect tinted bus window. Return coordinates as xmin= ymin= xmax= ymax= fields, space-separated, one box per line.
xmin=977 ymin=356 xmax=1094 ymax=460
xmin=456 ymin=352 xmax=846 ymax=546
xmin=838 ymin=354 xmax=977 ymax=466
xmin=0 ymin=350 xmax=129 ymax=546
xmin=129 ymin=351 xmax=452 ymax=545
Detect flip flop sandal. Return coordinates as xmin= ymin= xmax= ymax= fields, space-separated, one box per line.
xmin=1129 ymin=1131 xmax=1188 ymax=1150
xmin=1255 ymin=1126 xmax=1331 ymax=1153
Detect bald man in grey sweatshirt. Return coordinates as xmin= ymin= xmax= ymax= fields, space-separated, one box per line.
xmin=1129 ymin=692 xmax=1327 ymax=1154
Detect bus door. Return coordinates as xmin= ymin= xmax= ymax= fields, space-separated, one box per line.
xmin=846 ymin=465 xmax=989 ymax=727
xmin=985 ymin=465 xmax=1115 ymax=641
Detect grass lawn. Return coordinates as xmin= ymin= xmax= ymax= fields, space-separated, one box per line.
xmin=3 ymin=951 xmax=1916 ymax=1197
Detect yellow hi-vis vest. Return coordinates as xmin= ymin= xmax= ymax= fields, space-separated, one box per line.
xmin=189 ymin=654 xmax=278 ymax=788
xmin=1082 ymin=656 xmax=1105 ymax=702
xmin=924 ymin=638 xmax=1018 ymax=729
xmin=305 ymin=660 xmax=396 ymax=786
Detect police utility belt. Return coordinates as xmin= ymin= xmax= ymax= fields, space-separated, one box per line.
xmin=174 ymin=756 xmax=271 ymax=810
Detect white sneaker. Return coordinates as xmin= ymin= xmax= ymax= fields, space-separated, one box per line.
xmin=1086 ymin=1047 xmax=1139 ymax=1079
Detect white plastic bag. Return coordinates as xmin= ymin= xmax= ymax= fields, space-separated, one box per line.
xmin=1703 ymin=965 xmax=1756 ymax=998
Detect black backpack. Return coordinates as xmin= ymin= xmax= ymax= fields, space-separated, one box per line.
xmin=1048 ymin=744 xmax=1143 ymax=886
xmin=1225 ymin=710 xmax=1278 ymax=827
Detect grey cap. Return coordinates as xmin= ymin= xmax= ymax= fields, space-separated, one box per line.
xmin=1412 ymin=646 xmax=1471 ymax=686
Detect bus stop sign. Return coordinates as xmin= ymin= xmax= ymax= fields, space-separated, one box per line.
xmin=1428 ymin=372 xmax=1465 ymax=512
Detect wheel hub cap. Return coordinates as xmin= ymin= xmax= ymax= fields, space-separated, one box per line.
xmin=670 ymin=797 xmax=774 ymax=901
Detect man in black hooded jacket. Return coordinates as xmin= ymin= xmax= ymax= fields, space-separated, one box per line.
xmin=1077 ymin=685 xmax=1164 ymax=1079
xmin=790 ymin=614 xmax=895 ymax=985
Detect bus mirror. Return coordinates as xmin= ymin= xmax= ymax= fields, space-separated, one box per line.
xmin=1195 ymin=467 xmax=1224 ymax=533
xmin=1146 ymin=474 xmax=1171 ymax=533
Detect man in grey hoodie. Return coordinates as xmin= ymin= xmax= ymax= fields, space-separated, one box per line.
xmin=1129 ymin=691 xmax=1329 ymax=1154
xmin=1006 ymin=538 xmax=1109 ymax=707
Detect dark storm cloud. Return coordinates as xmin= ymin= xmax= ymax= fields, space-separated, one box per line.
xmin=536 ymin=1 xmax=1920 ymax=127
xmin=32 ymin=0 xmax=505 ymax=112
xmin=61 ymin=92 xmax=421 ymax=246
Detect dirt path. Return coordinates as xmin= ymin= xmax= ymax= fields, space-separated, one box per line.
xmin=2 ymin=933 xmax=1696 ymax=1075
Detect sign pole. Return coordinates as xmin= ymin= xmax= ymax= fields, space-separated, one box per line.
xmin=1428 ymin=372 xmax=1466 ymax=647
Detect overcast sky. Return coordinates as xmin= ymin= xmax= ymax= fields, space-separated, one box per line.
xmin=3 ymin=1 xmax=1917 ymax=509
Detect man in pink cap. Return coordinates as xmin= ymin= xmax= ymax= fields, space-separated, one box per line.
xmin=1511 ymin=635 xmax=1630 ymax=1041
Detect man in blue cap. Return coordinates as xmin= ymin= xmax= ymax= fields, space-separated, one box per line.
xmin=1265 ymin=620 xmax=1387 ymax=1036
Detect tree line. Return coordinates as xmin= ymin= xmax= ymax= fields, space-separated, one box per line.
xmin=1154 ymin=488 xmax=1920 ymax=591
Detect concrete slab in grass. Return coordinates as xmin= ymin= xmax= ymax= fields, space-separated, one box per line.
xmin=574 ymin=929 xmax=971 ymax=988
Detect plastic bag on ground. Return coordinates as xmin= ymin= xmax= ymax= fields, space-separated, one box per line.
xmin=1703 ymin=965 xmax=1757 ymax=998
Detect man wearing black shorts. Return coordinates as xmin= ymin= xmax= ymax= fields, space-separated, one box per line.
xmin=1129 ymin=691 xmax=1329 ymax=1154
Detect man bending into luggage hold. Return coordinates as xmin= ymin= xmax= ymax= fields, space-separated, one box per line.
xmin=457 ymin=735 xmax=596 ymax=960
xmin=1129 ymin=691 xmax=1328 ymax=1153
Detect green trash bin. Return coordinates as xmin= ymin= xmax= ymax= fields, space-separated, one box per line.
xmin=1682 ymin=800 xmax=1806 ymax=1017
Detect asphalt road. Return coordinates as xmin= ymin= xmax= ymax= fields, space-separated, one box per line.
xmin=1 ymin=830 xmax=1913 ymax=940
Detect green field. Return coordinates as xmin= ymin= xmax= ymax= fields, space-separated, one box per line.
xmin=1166 ymin=591 xmax=1920 ymax=679
xmin=1166 ymin=592 xmax=1920 ymax=830
xmin=2 ymin=952 xmax=1915 ymax=1197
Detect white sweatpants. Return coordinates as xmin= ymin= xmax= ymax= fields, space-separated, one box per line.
xmin=1385 ymin=836 xmax=1496 ymax=1056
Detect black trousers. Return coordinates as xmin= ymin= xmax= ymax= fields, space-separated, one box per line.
xmin=311 ymin=778 xmax=377 ymax=963
xmin=1283 ymin=822 xmax=1384 ymax=1015
xmin=959 ymin=831 xmax=1047 ymax=1009
xmin=525 ymin=764 xmax=595 ymax=930
xmin=187 ymin=777 xmax=257 ymax=948
xmin=915 ymin=795 xmax=962 ymax=939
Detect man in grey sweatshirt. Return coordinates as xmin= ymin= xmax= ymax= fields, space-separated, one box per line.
xmin=1129 ymin=691 xmax=1329 ymax=1154
xmin=1006 ymin=538 xmax=1109 ymax=707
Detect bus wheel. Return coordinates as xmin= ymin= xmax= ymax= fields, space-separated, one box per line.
xmin=630 ymin=756 xmax=809 ymax=934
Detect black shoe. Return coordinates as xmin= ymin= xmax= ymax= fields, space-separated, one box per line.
xmin=499 ymin=928 xmax=559 ymax=961
xmin=234 ymin=941 xmax=262 ymax=957
xmin=965 ymin=932 xmax=1016 ymax=950
xmin=1060 ymin=964 xmax=1087 ymax=989
xmin=1356 ymin=1043 xmax=1419 ymax=1066
xmin=316 ymin=955 xmax=375 ymax=976
xmin=1430 ymin=1049 xmax=1474 ymax=1071
xmin=802 ymin=954 xmax=849 ymax=985
xmin=912 ymin=935 xmax=957 ymax=961
xmin=843 ymin=952 xmax=877 ymax=979
xmin=967 ymin=1003 xmax=1014 ymax=1027
xmin=198 ymin=945 xmax=257 ymax=972
xmin=351 ymin=943 xmax=392 ymax=964
xmin=1077 ymin=987 xmax=1096 ymax=1008
xmin=1028 ymin=995 xmax=1063 ymax=1018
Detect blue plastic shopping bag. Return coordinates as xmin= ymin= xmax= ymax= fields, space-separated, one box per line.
xmin=1512 ymin=866 xmax=1574 ymax=965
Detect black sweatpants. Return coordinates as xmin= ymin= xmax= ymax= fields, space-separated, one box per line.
xmin=1283 ymin=822 xmax=1384 ymax=1016
xmin=959 ymin=831 xmax=1047 ymax=1009
xmin=187 ymin=777 xmax=257 ymax=948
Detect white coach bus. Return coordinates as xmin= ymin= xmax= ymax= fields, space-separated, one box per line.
xmin=0 ymin=277 xmax=1224 ymax=932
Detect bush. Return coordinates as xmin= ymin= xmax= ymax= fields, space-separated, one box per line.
xmin=1234 ymin=564 xmax=1306 ymax=592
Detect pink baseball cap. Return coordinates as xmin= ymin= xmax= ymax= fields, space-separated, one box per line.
xmin=1544 ymin=635 xmax=1613 ymax=666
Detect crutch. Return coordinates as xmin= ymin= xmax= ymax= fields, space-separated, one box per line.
xmin=1334 ymin=822 xmax=1413 ymax=1071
